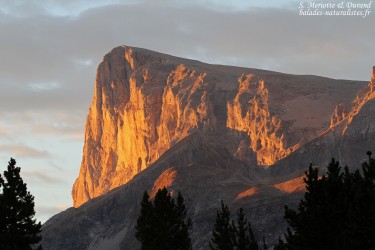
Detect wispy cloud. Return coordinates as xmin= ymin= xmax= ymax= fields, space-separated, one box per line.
xmin=22 ymin=168 xmax=67 ymax=184
xmin=28 ymin=82 xmax=61 ymax=92
xmin=0 ymin=112 xmax=84 ymax=140
xmin=29 ymin=124 xmax=84 ymax=140
xmin=0 ymin=144 xmax=51 ymax=159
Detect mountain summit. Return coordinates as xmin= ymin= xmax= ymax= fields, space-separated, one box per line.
xmin=42 ymin=46 xmax=375 ymax=249
xmin=72 ymin=45 xmax=368 ymax=207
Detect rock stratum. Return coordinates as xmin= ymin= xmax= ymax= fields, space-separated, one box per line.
xmin=42 ymin=46 xmax=375 ymax=250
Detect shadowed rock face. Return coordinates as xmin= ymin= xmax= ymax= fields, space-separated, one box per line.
xmin=43 ymin=45 xmax=375 ymax=250
xmin=271 ymin=67 xmax=375 ymax=176
xmin=72 ymin=45 xmax=367 ymax=207
xmin=43 ymin=133 xmax=295 ymax=250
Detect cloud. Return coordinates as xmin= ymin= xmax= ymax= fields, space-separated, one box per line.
xmin=0 ymin=0 xmax=297 ymax=18
xmin=29 ymin=123 xmax=84 ymax=140
xmin=0 ymin=144 xmax=51 ymax=159
xmin=0 ymin=125 xmax=10 ymax=137
xmin=0 ymin=111 xmax=85 ymax=140
xmin=22 ymin=168 xmax=67 ymax=184
xmin=29 ymin=82 xmax=61 ymax=92
xmin=0 ymin=0 xmax=123 ymax=17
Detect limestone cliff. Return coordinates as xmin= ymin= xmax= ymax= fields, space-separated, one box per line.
xmin=72 ymin=47 xmax=219 ymax=207
xmin=43 ymin=46 xmax=375 ymax=250
xmin=227 ymin=74 xmax=298 ymax=165
xmin=72 ymin=45 xmax=366 ymax=207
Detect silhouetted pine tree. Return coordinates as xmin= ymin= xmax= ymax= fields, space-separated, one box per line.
xmin=172 ymin=192 xmax=192 ymax=250
xmin=135 ymin=187 xmax=192 ymax=250
xmin=235 ymin=208 xmax=258 ymax=250
xmin=135 ymin=191 xmax=155 ymax=250
xmin=0 ymin=158 xmax=42 ymax=250
xmin=236 ymin=208 xmax=250 ymax=250
xmin=276 ymin=152 xmax=375 ymax=250
xmin=209 ymin=201 xmax=236 ymax=250
xmin=248 ymin=222 xmax=258 ymax=250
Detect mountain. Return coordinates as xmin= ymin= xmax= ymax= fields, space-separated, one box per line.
xmin=42 ymin=45 xmax=374 ymax=249
xmin=71 ymin=45 xmax=367 ymax=207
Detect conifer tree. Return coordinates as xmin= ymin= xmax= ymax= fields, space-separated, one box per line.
xmin=173 ymin=192 xmax=192 ymax=250
xmin=0 ymin=158 xmax=42 ymax=250
xmin=235 ymin=208 xmax=258 ymax=250
xmin=153 ymin=187 xmax=176 ymax=249
xmin=236 ymin=208 xmax=250 ymax=250
xmin=277 ymin=153 xmax=375 ymax=249
xmin=209 ymin=201 xmax=236 ymax=250
xmin=248 ymin=222 xmax=258 ymax=250
xmin=135 ymin=187 xmax=192 ymax=250
xmin=135 ymin=191 xmax=154 ymax=250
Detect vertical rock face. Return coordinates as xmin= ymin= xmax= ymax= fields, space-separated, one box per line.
xmin=227 ymin=74 xmax=297 ymax=165
xmin=72 ymin=47 xmax=220 ymax=207
xmin=72 ymin=45 xmax=367 ymax=207
xmin=156 ymin=64 xmax=216 ymax=153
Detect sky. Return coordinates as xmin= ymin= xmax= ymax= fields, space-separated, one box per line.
xmin=0 ymin=0 xmax=374 ymax=223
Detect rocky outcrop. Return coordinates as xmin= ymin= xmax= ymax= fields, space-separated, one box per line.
xmin=271 ymin=67 xmax=375 ymax=177
xmin=72 ymin=45 xmax=367 ymax=207
xmin=329 ymin=66 xmax=375 ymax=135
xmin=227 ymin=74 xmax=298 ymax=165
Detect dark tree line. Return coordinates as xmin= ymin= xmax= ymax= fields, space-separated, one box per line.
xmin=0 ymin=158 xmax=42 ymax=250
xmin=209 ymin=201 xmax=260 ymax=250
xmin=275 ymin=152 xmax=375 ymax=249
xmin=135 ymin=189 xmax=262 ymax=250
xmin=135 ymin=187 xmax=192 ymax=250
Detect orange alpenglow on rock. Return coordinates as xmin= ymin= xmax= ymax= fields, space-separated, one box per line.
xmin=273 ymin=176 xmax=306 ymax=193
xmin=327 ymin=66 xmax=375 ymax=135
xmin=71 ymin=46 xmax=370 ymax=207
xmin=226 ymin=75 xmax=296 ymax=166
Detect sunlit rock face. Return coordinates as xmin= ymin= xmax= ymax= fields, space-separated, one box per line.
xmin=329 ymin=66 xmax=375 ymax=135
xmin=72 ymin=45 xmax=366 ymax=207
xmin=43 ymin=46 xmax=375 ymax=250
xmin=226 ymin=75 xmax=298 ymax=166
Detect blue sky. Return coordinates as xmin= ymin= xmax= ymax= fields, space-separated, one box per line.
xmin=0 ymin=0 xmax=374 ymax=222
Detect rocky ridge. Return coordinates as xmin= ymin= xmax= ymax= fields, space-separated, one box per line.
xmin=42 ymin=46 xmax=375 ymax=250
xmin=72 ymin=46 xmax=366 ymax=207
